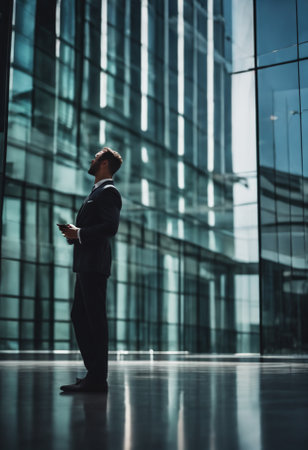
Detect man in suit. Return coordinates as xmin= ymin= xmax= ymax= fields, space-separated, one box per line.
xmin=58 ymin=147 xmax=123 ymax=393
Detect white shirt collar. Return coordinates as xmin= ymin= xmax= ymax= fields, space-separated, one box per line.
xmin=93 ymin=178 xmax=113 ymax=190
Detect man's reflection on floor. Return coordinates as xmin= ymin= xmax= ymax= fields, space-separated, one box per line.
xmin=62 ymin=391 xmax=108 ymax=449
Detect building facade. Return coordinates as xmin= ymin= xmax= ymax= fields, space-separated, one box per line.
xmin=257 ymin=0 xmax=308 ymax=353
xmin=0 ymin=0 xmax=306 ymax=354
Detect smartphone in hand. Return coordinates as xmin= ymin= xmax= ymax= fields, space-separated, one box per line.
xmin=57 ymin=223 xmax=69 ymax=230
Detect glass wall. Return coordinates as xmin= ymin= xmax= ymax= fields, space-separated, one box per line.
xmin=256 ymin=0 xmax=308 ymax=353
xmin=0 ymin=0 xmax=259 ymax=352
xmin=0 ymin=1 xmax=13 ymax=259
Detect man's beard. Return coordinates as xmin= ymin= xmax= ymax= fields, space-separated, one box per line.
xmin=88 ymin=161 xmax=99 ymax=175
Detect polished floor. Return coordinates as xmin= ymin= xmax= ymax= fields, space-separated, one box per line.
xmin=1 ymin=355 xmax=308 ymax=450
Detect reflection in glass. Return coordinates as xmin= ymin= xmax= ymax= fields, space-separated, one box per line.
xmin=297 ymin=0 xmax=308 ymax=58
xmin=226 ymin=0 xmax=254 ymax=72
xmin=0 ymin=0 xmax=259 ymax=353
xmin=256 ymin=0 xmax=297 ymax=66
xmin=100 ymin=0 xmax=108 ymax=109
xmin=258 ymin=62 xmax=308 ymax=353
xmin=140 ymin=0 xmax=148 ymax=131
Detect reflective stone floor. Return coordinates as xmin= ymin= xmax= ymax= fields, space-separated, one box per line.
xmin=1 ymin=355 xmax=308 ymax=450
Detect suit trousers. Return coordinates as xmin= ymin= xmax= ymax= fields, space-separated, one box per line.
xmin=71 ymin=272 xmax=108 ymax=382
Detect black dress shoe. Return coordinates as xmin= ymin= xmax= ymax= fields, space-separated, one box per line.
xmin=60 ymin=378 xmax=108 ymax=393
xmin=60 ymin=377 xmax=82 ymax=388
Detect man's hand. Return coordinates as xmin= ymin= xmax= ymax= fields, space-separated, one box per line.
xmin=61 ymin=224 xmax=79 ymax=240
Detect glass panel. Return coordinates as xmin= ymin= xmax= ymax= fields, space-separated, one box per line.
xmin=297 ymin=0 xmax=308 ymax=58
xmin=256 ymin=0 xmax=297 ymax=66
xmin=258 ymin=62 xmax=308 ymax=353
xmin=300 ymin=60 xmax=308 ymax=178
xmin=224 ymin=0 xmax=254 ymax=72
xmin=1 ymin=0 xmax=259 ymax=353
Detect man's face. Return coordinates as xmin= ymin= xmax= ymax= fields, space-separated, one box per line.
xmin=88 ymin=150 xmax=106 ymax=175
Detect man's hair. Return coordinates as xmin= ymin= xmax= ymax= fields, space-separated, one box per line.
xmin=98 ymin=147 xmax=123 ymax=175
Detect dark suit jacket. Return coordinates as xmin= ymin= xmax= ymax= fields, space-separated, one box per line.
xmin=72 ymin=180 xmax=122 ymax=276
